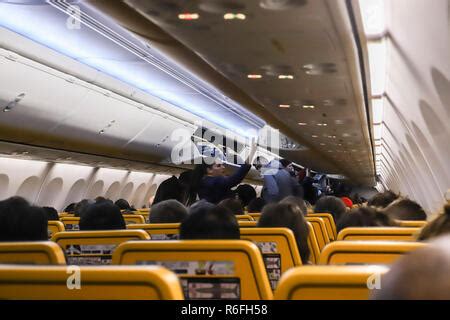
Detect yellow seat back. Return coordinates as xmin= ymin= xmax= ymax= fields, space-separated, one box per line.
xmin=47 ymin=221 xmax=65 ymax=240
xmin=236 ymin=215 xmax=255 ymax=221
xmin=306 ymin=222 xmax=321 ymax=264
xmin=397 ymin=220 xmax=427 ymax=228
xmin=308 ymin=213 xmax=336 ymax=240
xmin=0 ymin=242 xmax=66 ymax=265
xmin=128 ymin=223 xmax=180 ymax=240
xmin=319 ymin=241 xmax=426 ymax=265
xmin=0 ymin=265 xmax=183 ymax=299
xmin=248 ymin=213 xmax=261 ymax=221
xmin=122 ymin=214 xmax=146 ymax=225
xmin=240 ymin=228 xmax=302 ymax=290
xmin=274 ymin=265 xmax=389 ymax=300
xmin=238 ymin=221 xmax=258 ymax=228
xmin=337 ymin=227 xmax=420 ymax=241
xmin=51 ymin=230 xmax=150 ymax=265
xmin=60 ymin=217 xmax=80 ymax=231
xmin=305 ymin=217 xmax=330 ymax=251
xmin=112 ymin=240 xmax=273 ymax=300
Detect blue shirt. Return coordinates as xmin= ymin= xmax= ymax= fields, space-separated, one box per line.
xmin=198 ymin=164 xmax=251 ymax=204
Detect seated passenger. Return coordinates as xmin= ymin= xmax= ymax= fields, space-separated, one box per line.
xmin=114 ymin=199 xmax=135 ymax=213
xmin=280 ymin=196 xmax=308 ymax=216
xmin=418 ymin=205 xmax=450 ymax=241
xmin=63 ymin=203 xmax=76 ymax=214
xmin=149 ymin=199 xmax=188 ymax=224
xmin=180 ymin=200 xmax=240 ymax=240
xmin=258 ymin=202 xmax=310 ymax=264
xmin=235 ymin=184 xmax=257 ymax=208
xmin=247 ymin=197 xmax=266 ymax=213
xmin=384 ymin=198 xmax=427 ymax=221
xmin=42 ymin=206 xmax=59 ymax=221
xmin=79 ymin=202 xmax=126 ymax=231
xmin=313 ymin=196 xmax=347 ymax=223
xmin=340 ymin=196 xmax=354 ymax=209
xmin=0 ymin=197 xmax=47 ymax=241
xmin=218 ymin=198 xmax=245 ymax=215
xmin=372 ymin=234 xmax=450 ymax=300
xmin=337 ymin=207 xmax=398 ymax=233
xmin=73 ymin=199 xmax=95 ymax=217
xmin=368 ymin=191 xmax=399 ymax=208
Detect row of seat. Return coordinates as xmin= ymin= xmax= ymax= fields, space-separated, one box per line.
xmin=0 ymin=236 xmax=426 ymax=299
xmin=0 ymin=263 xmax=391 ymax=300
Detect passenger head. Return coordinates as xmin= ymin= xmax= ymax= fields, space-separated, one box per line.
xmin=180 ymin=200 xmax=239 ymax=240
xmin=114 ymin=199 xmax=131 ymax=211
xmin=368 ymin=191 xmax=399 ymax=208
xmin=372 ymin=235 xmax=450 ymax=300
xmin=337 ymin=206 xmax=398 ymax=233
xmin=247 ymin=197 xmax=266 ymax=213
xmin=235 ymin=184 xmax=257 ymax=207
xmin=74 ymin=199 xmax=95 ymax=218
xmin=0 ymin=197 xmax=48 ymax=241
xmin=218 ymin=198 xmax=244 ymax=215
xmin=279 ymin=159 xmax=295 ymax=175
xmin=280 ymin=196 xmax=307 ymax=216
xmin=314 ymin=196 xmax=347 ymax=223
xmin=186 ymin=159 xmax=224 ymax=205
xmin=340 ymin=197 xmax=353 ymax=209
xmin=95 ymin=196 xmax=108 ymax=203
xmin=79 ymin=202 xmax=126 ymax=231
xmin=149 ymin=199 xmax=188 ymax=224
xmin=179 ymin=170 xmax=193 ymax=187
xmin=258 ymin=202 xmax=310 ymax=264
xmin=64 ymin=203 xmax=76 ymax=214
xmin=418 ymin=205 xmax=450 ymax=241
xmin=42 ymin=206 xmax=59 ymax=221
xmin=153 ymin=176 xmax=184 ymax=205
xmin=384 ymin=198 xmax=427 ymax=221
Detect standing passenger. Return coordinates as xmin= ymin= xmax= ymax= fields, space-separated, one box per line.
xmin=186 ymin=141 xmax=257 ymax=205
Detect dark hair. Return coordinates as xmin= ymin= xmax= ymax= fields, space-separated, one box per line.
xmin=114 ymin=199 xmax=132 ymax=210
xmin=279 ymin=159 xmax=292 ymax=168
xmin=314 ymin=196 xmax=347 ymax=223
xmin=0 ymin=197 xmax=48 ymax=241
xmin=368 ymin=191 xmax=399 ymax=208
xmin=218 ymin=198 xmax=244 ymax=215
xmin=42 ymin=206 xmax=59 ymax=221
xmin=247 ymin=197 xmax=266 ymax=213
xmin=186 ymin=163 xmax=211 ymax=206
xmin=384 ymin=198 xmax=427 ymax=221
xmin=149 ymin=200 xmax=188 ymax=224
xmin=179 ymin=170 xmax=193 ymax=187
xmin=258 ymin=203 xmax=310 ymax=264
xmin=74 ymin=199 xmax=95 ymax=218
xmin=280 ymin=196 xmax=307 ymax=216
xmin=235 ymin=184 xmax=257 ymax=207
xmin=64 ymin=203 xmax=76 ymax=213
xmin=180 ymin=200 xmax=240 ymax=240
xmin=79 ymin=202 xmax=126 ymax=231
xmin=337 ymin=206 xmax=398 ymax=233
xmin=418 ymin=205 xmax=450 ymax=241
xmin=153 ymin=176 xmax=184 ymax=205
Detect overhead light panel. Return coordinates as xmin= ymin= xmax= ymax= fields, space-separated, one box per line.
xmin=178 ymin=13 xmax=200 ymax=20
xmin=224 ymin=13 xmax=246 ymax=20
xmin=278 ymin=75 xmax=294 ymax=80
xmin=302 ymin=105 xmax=315 ymax=109
xmin=247 ymin=74 xmax=263 ymax=79
xmin=279 ymin=104 xmax=291 ymax=108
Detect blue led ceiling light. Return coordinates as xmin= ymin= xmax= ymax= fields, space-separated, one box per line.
xmin=0 ymin=0 xmax=265 ymax=136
